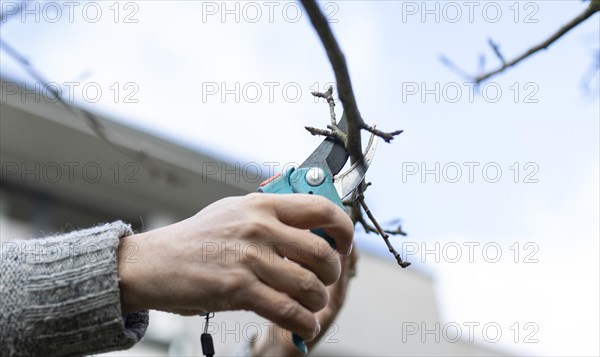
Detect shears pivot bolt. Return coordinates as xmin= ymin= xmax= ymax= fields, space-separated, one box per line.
xmin=305 ymin=167 xmax=326 ymax=186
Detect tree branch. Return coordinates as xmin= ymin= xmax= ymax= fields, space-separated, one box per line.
xmin=304 ymin=125 xmax=349 ymax=146
xmin=475 ymin=1 xmax=599 ymax=83
xmin=301 ymin=0 xmax=403 ymax=155
xmin=442 ymin=1 xmax=599 ymax=83
xmin=361 ymin=123 xmax=403 ymax=143
xmin=307 ymin=87 xmax=402 ymax=145
xmin=311 ymin=86 xmax=337 ymax=127
xmin=358 ymin=196 xmax=411 ymax=268
xmin=300 ymin=0 xmax=365 ymax=164
xmin=301 ymin=2 xmax=409 ymax=267
xmin=487 ymin=38 xmax=506 ymax=66
xmin=356 ymin=215 xmax=407 ymax=237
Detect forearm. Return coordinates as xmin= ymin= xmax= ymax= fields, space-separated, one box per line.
xmin=1 ymin=221 xmax=148 ymax=356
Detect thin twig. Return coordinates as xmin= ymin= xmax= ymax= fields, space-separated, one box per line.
xmin=386 ymin=227 xmax=408 ymax=236
xmin=311 ymin=86 xmax=337 ymax=127
xmin=309 ymin=88 xmax=348 ymax=144
xmin=361 ymin=123 xmax=404 ymax=143
xmin=356 ymin=216 xmax=407 ymax=236
xmin=475 ymin=2 xmax=599 ymax=83
xmin=487 ymin=38 xmax=506 ymax=65
xmin=580 ymin=48 xmax=600 ymax=93
xmin=305 ymin=126 xmax=335 ymax=138
xmin=358 ymin=196 xmax=410 ymax=268
xmin=310 ymin=87 xmax=402 ymax=144
xmin=439 ymin=55 xmax=473 ymax=81
xmin=441 ymin=2 xmax=599 ymax=83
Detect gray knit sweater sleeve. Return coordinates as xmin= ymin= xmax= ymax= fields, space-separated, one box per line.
xmin=1 ymin=221 xmax=149 ymax=356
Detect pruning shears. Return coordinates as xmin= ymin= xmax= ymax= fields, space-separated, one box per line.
xmin=258 ymin=113 xmax=377 ymax=354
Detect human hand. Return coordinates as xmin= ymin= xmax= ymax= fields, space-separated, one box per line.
xmin=252 ymin=247 xmax=358 ymax=356
xmin=117 ymin=193 xmax=354 ymax=342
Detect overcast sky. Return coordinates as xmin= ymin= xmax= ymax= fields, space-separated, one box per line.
xmin=1 ymin=1 xmax=599 ymax=355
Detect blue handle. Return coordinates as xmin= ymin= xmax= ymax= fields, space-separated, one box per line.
xmin=259 ymin=167 xmax=341 ymax=248
xmin=258 ymin=167 xmax=342 ymax=353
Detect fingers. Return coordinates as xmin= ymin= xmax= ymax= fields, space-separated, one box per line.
xmin=329 ymin=247 xmax=359 ymax=311
xmin=240 ymin=282 xmax=321 ymax=341
xmin=313 ymin=248 xmax=358 ymax=325
xmin=268 ymin=222 xmax=342 ymax=285
xmin=342 ymin=246 xmax=359 ymax=278
xmin=251 ymin=254 xmax=329 ymax=312
xmin=256 ymin=193 xmax=355 ymax=256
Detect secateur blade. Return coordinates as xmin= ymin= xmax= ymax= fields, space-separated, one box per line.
xmin=334 ymin=131 xmax=377 ymax=199
xmin=298 ymin=110 xmax=378 ymax=200
xmin=299 ymin=113 xmax=349 ymax=178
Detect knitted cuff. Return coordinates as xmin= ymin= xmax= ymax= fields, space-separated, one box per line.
xmin=1 ymin=221 xmax=149 ymax=356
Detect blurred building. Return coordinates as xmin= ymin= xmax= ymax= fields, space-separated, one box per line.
xmin=1 ymin=78 xmax=506 ymax=356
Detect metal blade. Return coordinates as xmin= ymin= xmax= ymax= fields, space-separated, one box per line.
xmin=334 ymin=132 xmax=378 ymax=199
xmin=299 ymin=113 xmax=349 ymax=178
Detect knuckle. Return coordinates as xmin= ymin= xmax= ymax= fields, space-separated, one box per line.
xmin=241 ymin=244 xmax=261 ymax=263
xmin=276 ymin=299 xmax=300 ymax=321
xmin=298 ymin=270 xmax=319 ymax=294
xmin=239 ymin=219 xmax=268 ymax=239
xmin=298 ymin=271 xmax=328 ymax=310
xmin=245 ymin=192 xmax=268 ymax=207
xmin=224 ymin=272 xmax=253 ymax=308
xmin=224 ymin=270 xmax=250 ymax=295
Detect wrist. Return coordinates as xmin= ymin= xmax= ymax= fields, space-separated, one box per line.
xmin=117 ymin=233 xmax=148 ymax=314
